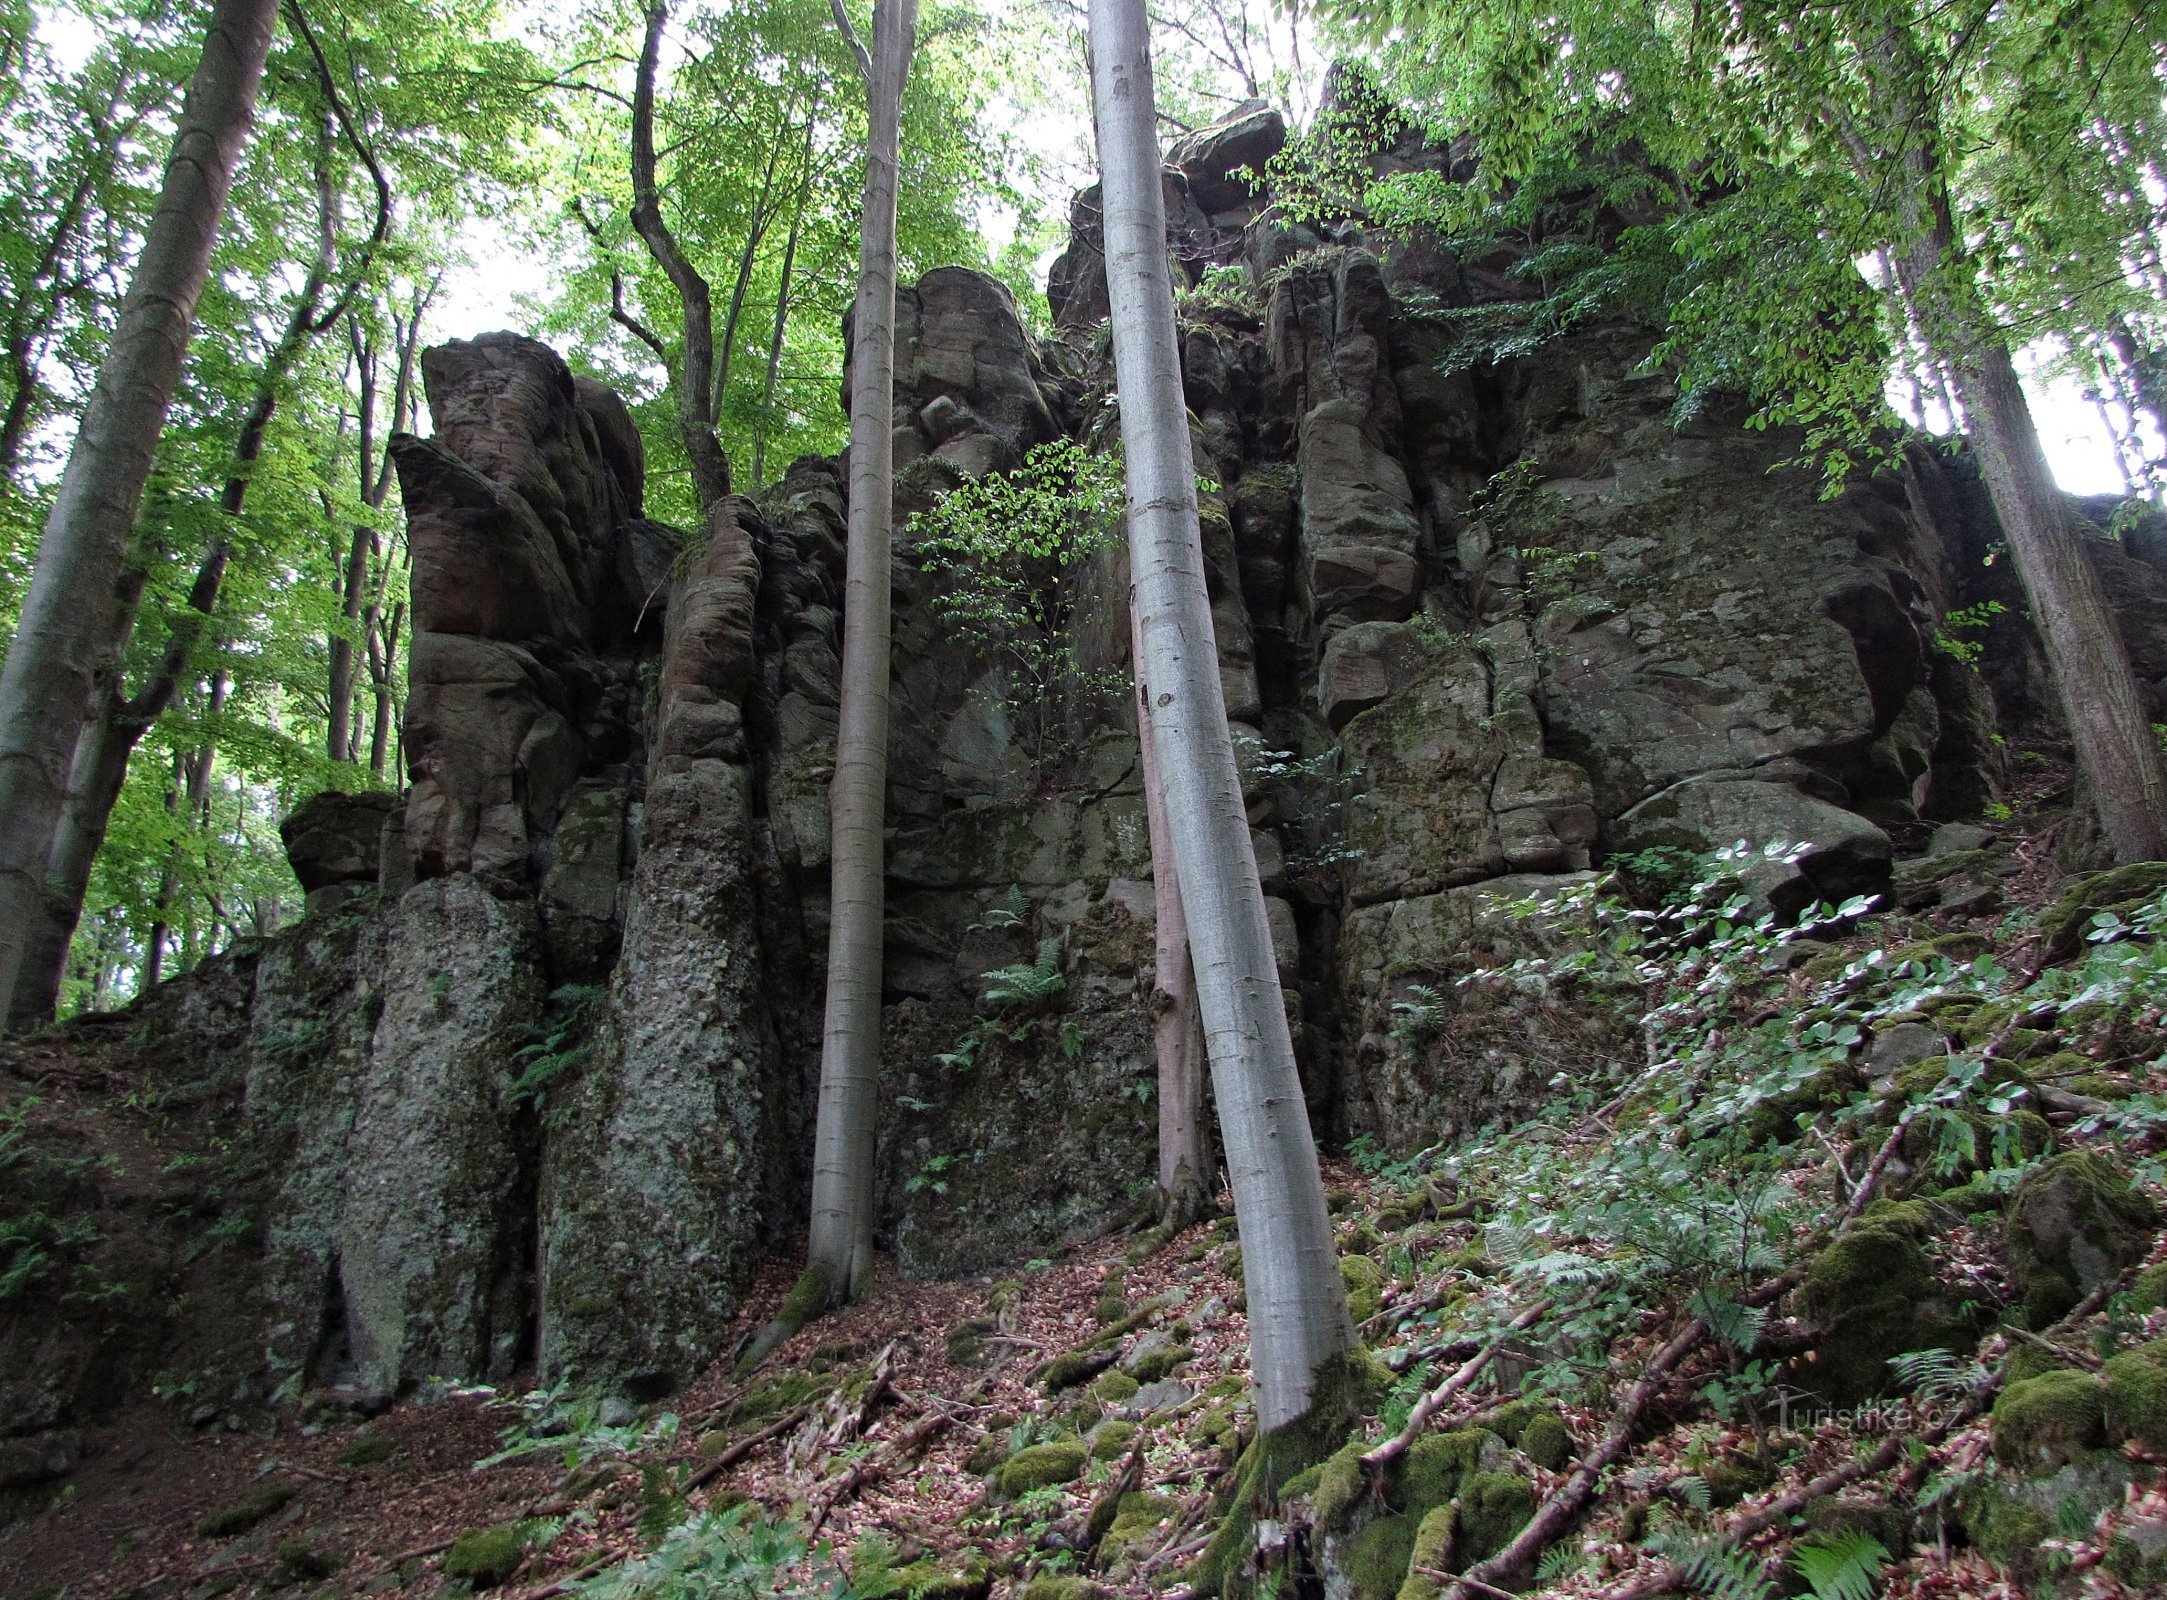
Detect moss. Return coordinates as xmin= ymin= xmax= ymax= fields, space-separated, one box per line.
xmin=2130 ymin=1261 xmax=2167 ymax=1314
xmin=2003 ymin=1342 xmax=2070 ymax=1384
xmin=1191 ymin=1349 xmax=1386 ymax=1596
xmin=999 ymin=1442 xmax=1089 ymax=1496
xmin=2005 ymin=1151 xmax=2159 ymax=1328
xmin=1202 ymin=1376 xmax=1246 ymax=1403
xmin=2040 ymin=862 xmax=2167 ymax=962
xmin=1099 ymin=1491 xmax=1178 ymax=1564
xmin=1093 ymin=1294 xmax=1128 ymax=1323
xmin=989 ymin=1278 xmax=1025 ymax=1312
xmin=1396 ymin=1505 xmax=1458 ymax=1600
xmin=1516 ymin=1410 xmax=1573 ymax=1472
xmin=1020 ymin=1579 xmax=1102 ymax=1600
xmin=444 ymin=1522 xmax=534 ymax=1587
xmin=738 ymin=1265 xmax=834 ymax=1375
xmin=735 ymin=1369 xmax=833 ymax=1422
xmin=1092 ymin=1370 xmax=1140 ymax=1404
xmin=339 ymin=1432 xmax=396 ymax=1468
xmin=1990 ymin=1370 xmax=2107 ymax=1473
xmin=963 ymin=1432 xmax=1009 ymax=1476
xmin=273 ymin=1537 xmax=340 ymax=1581
xmin=946 ymin=1316 xmax=997 ymax=1367
xmin=1092 ymin=1421 xmax=1140 ymax=1460
xmin=1703 ymin=1453 xmax=1776 ymax=1508
xmin=1308 ymin=1442 xmax=1371 ymax=1531
xmin=1797 ymin=1213 xmax=1971 ymax=1404
xmin=196 ymin=1479 xmax=296 ymax=1538
xmin=1344 ymin=1514 xmax=1418 ymax=1600
xmin=1397 ymin=1429 xmax=1490 ymax=1518
xmin=1192 ymin=1403 xmax=1236 ymax=1448
xmin=1962 ymin=1490 xmax=2052 ymax=1574
xmin=2101 ymin=1340 xmax=2167 ymax=1448
xmin=1889 ymin=930 xmax=1993 ymax=965
xmin=1340 ymin=1254 xmax=1387 ymax=1323
xmin=1039 ymin=1346 xmax=1118 ymax=1393
xmin=875 ymin=1562 xmax=990 ymax=1600
xmin=1456 ymin=1470 xmax=1535 ymax=1561
xmin=2070 ymin=1073 xmax=2134 ymax=1100
xmin=1128 ymin=1344 xmax=1195 ymax=1384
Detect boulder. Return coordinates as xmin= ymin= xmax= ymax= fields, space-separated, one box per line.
xmin=280 ymin=790 xmax=399 ymax=895
xmin=1168 ymin=100 xmax=1286 ymax=210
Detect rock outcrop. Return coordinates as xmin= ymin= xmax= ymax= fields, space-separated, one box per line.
xmin=42 ymin=95 xmax=2167 ymax=1419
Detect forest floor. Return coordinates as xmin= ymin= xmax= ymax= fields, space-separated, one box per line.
xmin=7 ymin=765 xmax=2167 ymax=1600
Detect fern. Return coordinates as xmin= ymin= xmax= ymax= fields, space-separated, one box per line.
xmin=1788 ymin=1530 xmax=1887 ymax=1600
xmin=982 ymin=937 xmax=1065 ymax=1011
xmin=1888 ymin=1347 xmax=1986 ymax=1402
xmin=1646 ymin=1532 xmax=1774 ymax=1600
xmin=1670 ymin=1474 xmax=1713 ymax=1513
xmin=1535 ymin=1544 xmax=1589 ymax=1583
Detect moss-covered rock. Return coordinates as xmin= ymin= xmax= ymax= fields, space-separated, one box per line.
xmin=1515 ymin=1410 xmax=1573 ymax=1471
xmin=1091 ymin=1420 xmax=1139 ymax=1460
xmin=196 ymin=1478 xmax=296 ymax=1538
xmin=1020 ymin=1578 xmax=1106 ymax=1600
xmin=1990 ymin=1370 xmax=2106 ymax=1473
xmin=339 ymin=1432 xmax=396 ymax=1468
xmin=1127 ymin=1343 xmax=1195 ymax=1384
xmin=2040 ymin=862 xmax=2167 ymax=963
xmin=1039 ymin=1345 xmax=1119 ymax=1393
xmin=444 ymin=1522 xmax=535 ymax=1587
xmin=2005 ymin=1151 xmax=2158 ymax=1327
xmin=1092 ymin=1370 xmax=1140 ymax=1404
xmin=735 ymin=1369 xmax=834 ymax=1422
xmin=869 ymin=1561 xmax=990 ymax=1600
xmin=1456 ymin=1470 xmax=1535 ymax=1561
xmin=2101 ymin=1339 xmax=2167 ymax=1449
xmin=2130 ymin=1260 xmax=2167 ymax=1314
xmin=963 ymin=1431 xmax=1010 ymax=1476
xmin=1396 ymin=1429 xmax=1493 ymax=1518
xmin=1098 ymin=1491 xmax=1177 ymax=1565
xmin=1307 ymin=1441 xmax=1371 ymax=1531
xmin=946 ymin=1316 xmax=997 ymax=1367
xmin=272 ymin=1537 xmax=340 ymax=1581
xmin=1341 ymin=1254 xmax=1387 ymax=1323
xmin=1395 ymin=1505 xmax=1457 ymax=1600
xmin=1703 ymin=1452 xmax=1776 ymax=1508
xmin=1093 ymin=1294 xmax=1128 ymax=1324
xmin=1344 ymin=1514 xmax=1418 ymax=1600
xmin=1797 ymin=1207 xmax=1972 ymax=1403
xmin=1000 ymin=1441 xmax=1089 ymax=1496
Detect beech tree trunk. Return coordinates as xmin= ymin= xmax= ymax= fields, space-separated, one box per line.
xmin=0 ymin=0 xmax=278 ymax=1029
xmin=1090 ymin=0 xmax=1351 ymax=1433
xmin=1132 ymin=594 xmax=1210 ymax=1221
xmin=804 ymin=0 xmax=918 ymax=1310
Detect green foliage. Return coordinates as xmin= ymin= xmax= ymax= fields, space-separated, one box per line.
xmin=909 ymin=439 xmax=1129 ymax=782
xmin=474 ymin=1381 xmax=681 ymax=1472
xmin=982 ymin=937 xmax=1066 ymax=1013
xmin=1788 ymin=1530 xmax=1889 ymax=1600
xmin=1932 ymin=602 xmax=2007 ymax=666
xmin=510 ymin=984 xmax=606 ymax=1121
xmin=1645 ymin=1532 xmax=1772 ymax=1600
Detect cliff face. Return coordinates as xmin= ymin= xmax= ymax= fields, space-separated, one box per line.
xmin=13 ymin=96 xmax=2167 ymax=1449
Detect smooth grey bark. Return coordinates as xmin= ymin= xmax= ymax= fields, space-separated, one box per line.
xmin=805 ymin=0 xmax=918 ymax=1309
xmin=1090 ymin=0 xmax=1351 ymax=1432
xmin=1132 ymin=594 xmax=1209 ymax=1222
xmin=0 ymin=0 xmax=278 ymax=1029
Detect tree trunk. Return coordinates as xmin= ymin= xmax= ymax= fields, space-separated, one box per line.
xmin=0 ymin=0 xmax=278 ymax=1028
xmin=804 ymin=0 xmax=918 ymax=1311
xmin=1090 ymin=0 xmax=1351 ymax=1436
xmin=1132 ymin=593 xmax=1209 ymax=1223
xmin=630 ymin=0 xmax=730 ymax=510
xmin=1945 ymin=339 xmax=2167 ymax=859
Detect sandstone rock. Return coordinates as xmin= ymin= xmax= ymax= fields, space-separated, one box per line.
xmin=1168 ymin=100 xmax=1286 ymax=210
xmin=280 ymin=791 xmax=399 ymax=894
xmin=1609 ymin=775 xmax=1892 ymax=916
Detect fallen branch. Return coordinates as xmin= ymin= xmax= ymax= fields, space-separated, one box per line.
xmin=1363 ymin=1299 xmax=1556 ymax=1470
xmin=513 ymin=1550 xmax=616 ymax=1600
xmin=684 ymin=1403 xmax=815 ymax=1492
xmin=804 ymin=1407 xmax=957 ymax=1537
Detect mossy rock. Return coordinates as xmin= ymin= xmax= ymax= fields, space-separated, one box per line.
xmin=2070 ymin=1073 xmax=2135 ymax=1101
xmin=1341 ymin=1254 xmax=1387 ymax=1323
xmin=999 ymin=1441 xmax=1089 ymax=1496
xmin=272 ymin=1537 xmax=340 ymax=1581
xmin=1191 ymin=1403 xmax=1236 ymax=1448
xmin=1888 ymin=926 xmax=1994 ymax=963
xmin=871 ymin=1562 xmax=990 ymax=1600
xmin=1456 ymin=1469 xmax=1535 ymax=1562
xmin=1742 ymin=1059 xmax=1858 ymax=1146
xmin=1959 ymin=1486 xmax=2052 ymax=1576
xmin=989 ymin=1278 xmax=1025 ymax=1312
xmin=2129 ymin=1260 xmax=2167 ymax=1314
xmin=1307 ymin=1441 xmax=1371 ymax=1531
xmin=1039 ymin=1346 xmax=1119 ymax=1393
xmin=1020 ymin=1579 xmax=1106 ymax=1600
xmin=2101 ymin=1339 xmax=2167 ymax=1448
xmin=946 ymin=1316 xmax=997 ymax=1367
xmin=1201 ymin=1376 xmax=1246 ymax=1403
xmin=1092 ymin=1370 xmax=1140 ymax=1404
xmin=1960 ymin=1455 xmax=2135 ymax=1580
xmin=1515 ymin=1410 xmax=1573 ymax=1471
xmin=1091 ymin=1420 xmax=1139 ymax=1460
xmin=1797 ymin=1212 xmax=1973 ymax=1404
xmin=444 ymin=1522 xmax=535 ymax=1587
xmin=2040 ymin=861 xmax=2167 ymax=963
xmin=2005 ymin=1150 xmax=2158 ymax=1327
xmin=1344 ymin=1514 xmax=1418 ymax=1600
xmin=1989 ymin=1370 xmax=2106 ymax=1473
xmin=963 ymin=1432 xmax=1010 ymax=1476
xmin=2003 ymin=1342 xmax=2073 ymax=1384
xmin=1396 ymin=1505 xmax=1457 ymax=1600
xmin=339 ymin=1432 xmax=396 ymax=1468
xmin=736 ymin=1369 xmax=834 ymax=1421
xmin=1801 ymin=1494 xmax=1910 ymax=1552
xmin=1128 ymin=1343 xmax=1195 ymax=1384
xmin=196 ymin=1478 xmax=296 ymax=1538
xmin=1703 ymin=1452 xmax=1776 ymax=1508
xmin=1954 ymin=1001 xmax=2018 ymax=1048
xmin=1099 ymin=1491 xmax=1177 ymax=1564
xmin=1396 ymin=1428 xmax=1494 ymax=1518
xmin=1093 ymin=1294 xmax=1128 ymax=1324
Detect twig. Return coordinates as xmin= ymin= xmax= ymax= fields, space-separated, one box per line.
xmin=1363 ymin=1298 xmax=1556 ymax=1469
xmin=804 ymin=1408 xmax=957 ymax=1537
xmin=513 ymin=1550 xmax=615 ymax=1600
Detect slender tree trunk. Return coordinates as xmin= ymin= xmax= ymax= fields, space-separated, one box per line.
xmin=630 ymin=0 xmax=730 ymax=509
xmin=0 ymin=0 xmax=278 ymax=1028
xmin=804 ymin=0 xmax=918 ymax=1311
xmin=1132 ymin=594 xmax=1209 ymax=1222
xmin=1090 ymin=0 xmax=1350 ymax=1436
xmin=753 ymin=113 xmax=819 ymax=488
